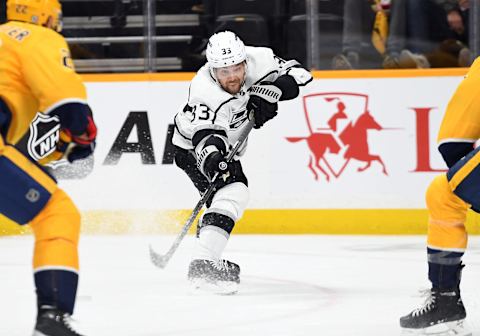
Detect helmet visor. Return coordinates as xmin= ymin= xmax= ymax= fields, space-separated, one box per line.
xmin=214 ymin=62 xmax=245 ymax=81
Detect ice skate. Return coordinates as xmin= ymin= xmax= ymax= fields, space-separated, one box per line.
xmin=33 ymin=307 xmax=84 ymax=336
xmin=400 ymin=289 xmax=471 ymax=336
xmin=188 ymin=259 xmax=240 ymax=295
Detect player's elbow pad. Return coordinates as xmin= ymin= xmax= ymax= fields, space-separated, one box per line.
xmin=438 ymin=142 xmax=475 ymax=168
xmin=192 ymin=129 xmax=228 ymax=152
xmin=48 ymin=102 xmax=93 ymax=136
xmin=274 ymin=75 xmax=299 ymax=101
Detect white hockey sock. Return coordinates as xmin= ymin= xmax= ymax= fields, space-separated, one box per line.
xmin=193 ymin=226 xmax=229 ymax=261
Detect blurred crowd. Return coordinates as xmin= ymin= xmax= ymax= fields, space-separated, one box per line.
xmin=0 ymin=0 xmax=473 ymax=71
xmin=191 ymin=0 xmax=473 ymax=69
xmin=331 ymin=0 xmax=471 ymax=69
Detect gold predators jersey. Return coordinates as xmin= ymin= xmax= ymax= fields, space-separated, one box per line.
xmin=0 ymin=21 xmax=86 ymax=150
xmin=438 ymin=57 xmax=480 ymax=145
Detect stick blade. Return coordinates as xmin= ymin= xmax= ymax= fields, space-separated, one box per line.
xmin=149 ymin=245 xmax=169 ymax=269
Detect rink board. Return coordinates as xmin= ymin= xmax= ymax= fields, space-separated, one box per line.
xmin=2 ymin=209 xmax=480 ymax=236
xmin=2 ymin=68 xmax=480 ymax=235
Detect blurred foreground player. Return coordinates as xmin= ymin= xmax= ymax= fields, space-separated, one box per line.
xmin=399 ymin=59 xmax=480 ymax=335
xmin=0 ymin=0 xmax=97 ymax=335
xmin=172 ymin=31 xmax=312 ymax=294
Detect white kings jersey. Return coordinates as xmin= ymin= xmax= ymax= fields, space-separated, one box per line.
xmin=172 ymin=46 xmax=312 ymax=158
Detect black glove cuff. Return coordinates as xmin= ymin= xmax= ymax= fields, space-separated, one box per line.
xmin=273 ymin=75 xmax=299 ymax=101
xmin=196 ymin=145 xmax=218 ymax=174
xmin=249 ymin=83 xmax=282 ymax=103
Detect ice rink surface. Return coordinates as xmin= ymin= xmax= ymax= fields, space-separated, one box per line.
xmin=1 ymin=234 xmax=479 ymax=336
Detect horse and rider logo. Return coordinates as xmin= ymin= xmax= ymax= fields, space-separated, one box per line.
xmin=287 ymin=92 xmax=391 ymax=181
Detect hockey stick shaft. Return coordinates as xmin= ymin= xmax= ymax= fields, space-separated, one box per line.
xmin=150 ymin=116 xmax=255 ymax=268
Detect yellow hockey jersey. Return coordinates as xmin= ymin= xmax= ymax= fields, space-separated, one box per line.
xmin=0 ymin=21 xmax=87 ymax=146
xmin=438 ymin=57 xmax=480 ymax=145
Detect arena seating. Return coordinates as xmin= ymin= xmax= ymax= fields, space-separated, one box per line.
xmin=61 ymin=0 xmax=205 ymax=72
xmin=286 ymin=13 xmax=343 ymax=69
xmin=214 ymin=14 xmax=270 ymax=47
xmin=0 ymin=0 xmax=346 ymax=72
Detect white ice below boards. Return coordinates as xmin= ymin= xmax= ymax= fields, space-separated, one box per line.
xmin=1 ymin=234 xmax=479 ymax=336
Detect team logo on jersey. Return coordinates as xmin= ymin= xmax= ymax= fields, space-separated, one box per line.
xmin=286 ymin=92 xmax=391 ymax=182
xmin=27 ymin=112 xmax=61 ymax=161
xmin=230 ymin=109 xmax=248 ymax=129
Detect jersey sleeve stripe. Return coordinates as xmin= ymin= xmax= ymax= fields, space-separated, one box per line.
xmin=173 ymin=114 xmax=191 ymax=141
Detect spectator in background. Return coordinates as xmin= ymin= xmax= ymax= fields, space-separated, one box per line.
xmin=332 ymin=0 xmax=429 ymax=70
xmin=332 ymin=0 xmax=382 ymax=69
xmin=447 ymin=0 xmax=469 ymax=42
xmin=406 ymin=0 xmax=468 ymax=53
xmin=405 ymin=0 xmax=471 ymax=67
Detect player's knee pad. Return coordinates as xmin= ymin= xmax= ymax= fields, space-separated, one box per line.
xmin=30 ymin=188 xmax=81 ymax=271
xmin=206 ymin=182 xmax=249 ymax=222
xmin=426 ymin=174 xmax=468 ymax=250
xmin=198 ymin=212 xmax=235 ymax=236
xmin=426 ymin=174 xmax=469 ymax=223
xmin=0 ymin=146 xmax=57 ymax=224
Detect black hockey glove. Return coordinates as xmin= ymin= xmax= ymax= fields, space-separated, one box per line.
xmin=247 ymin=95 xmax=278 ymax=129
xmin=203 ymin=151 xmax=230 ymax=181
xmin=62 ymin=115 xmax=97 ymax=163
xmin=249 ymin=82 xmax=283 ymax=129
xmin=50 ymin=102 xmax=98 ymax=163
xmin=66 ymin=141 xmax=96 ymax=163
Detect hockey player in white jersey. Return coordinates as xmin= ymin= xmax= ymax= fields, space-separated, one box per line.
xmin=172 ymin=31 xmax=312 ymax=294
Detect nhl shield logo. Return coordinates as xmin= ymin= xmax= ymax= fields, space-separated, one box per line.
xmin=27 ymin=112 xmax=61 ymax=161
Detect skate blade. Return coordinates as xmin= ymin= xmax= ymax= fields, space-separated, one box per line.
xmin=401 ymin=319 xmax=472 ymax=336
xmin=32 ymin=331 xmax=48 ymax=336
xmin=189 ymin=278 xmax=239 ymax=295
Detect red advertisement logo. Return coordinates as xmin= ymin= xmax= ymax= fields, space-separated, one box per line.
xmin=287 ymin=92 xmax=390 ymax=181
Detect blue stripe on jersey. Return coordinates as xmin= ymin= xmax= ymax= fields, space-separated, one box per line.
xmin=0 ymin=156 xmax=52 ymax=224
xmin=446 ymin=145 xmax=480 ymax=181
xmin=438 ymin=142 xmax=474 ymax=168
xmin=446 ymin=145 xmax=480 ymax=207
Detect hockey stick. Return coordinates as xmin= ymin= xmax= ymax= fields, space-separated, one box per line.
xmin=150 ymin=115 xmax=255 ymax=269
